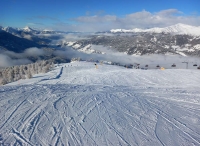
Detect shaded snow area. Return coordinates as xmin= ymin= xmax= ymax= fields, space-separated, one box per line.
xmin=1 ymin=62 xmax=200 ymax=145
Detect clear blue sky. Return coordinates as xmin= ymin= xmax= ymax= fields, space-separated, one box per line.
xmin=0 ymin=0 xmax=199 ymax=31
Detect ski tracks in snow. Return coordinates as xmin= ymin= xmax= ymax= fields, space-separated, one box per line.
xmin=1 ymin=85 xmax=200 ymax=145
xmin=1 ymin=62 xmax=200 ymax=145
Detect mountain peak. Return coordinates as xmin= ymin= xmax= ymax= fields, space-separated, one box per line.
xmin=168 ymin=23 xmax=196 ymax=29
xmin=23 ymin=26 xmax=33 ymax=32
xmin=2 ymin=26 xmax=19 ymax=33
xmin=173 ymin=23 xmax=190 ymax=27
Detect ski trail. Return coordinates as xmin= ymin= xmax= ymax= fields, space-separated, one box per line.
xmin=1 ymin=62 xmax=200 ymax=145
xmin=12 ymin=128 xmax=34 ymax=146
xmin=0 ymin=99 xmax=27 ymax=130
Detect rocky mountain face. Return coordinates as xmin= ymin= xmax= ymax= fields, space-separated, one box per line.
xmin=63 ymin=33 xmax=200 ymax=56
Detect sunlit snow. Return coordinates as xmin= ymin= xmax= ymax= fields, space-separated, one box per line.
xmin=111 ymin=23 xmax=200 ymax=36
xmin=0 ymin=62 xmax=200 ymax=145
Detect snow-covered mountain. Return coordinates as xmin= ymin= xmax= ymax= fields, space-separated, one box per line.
xmin=1 ymin=61 xmax=200 ymax=145
xmin=1 ymin=24 xmax=200 ymax=58
xmin=110 ymin=23 xmax=200 ymax=36
xmin=22 ymin=26 xmax=38 ymax=33
xmin=2 ymin=26 xmax=20 ymax=35
xmin=0 ymin=26 xmax=39 ymax=37
xmin=0 ymin=26 xmax=60 ymax=35
xmin=0 ymin=30 xmax=43 ymax=52
xmin=64 ymin=33 xmax=200 ymax=57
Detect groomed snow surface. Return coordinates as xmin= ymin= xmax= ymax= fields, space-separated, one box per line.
xmin=1 ymin=61 xmax=200 ymax=145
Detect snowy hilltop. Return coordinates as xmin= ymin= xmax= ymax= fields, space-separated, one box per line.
xmin=110 ymin=23 xmax=200 ymax=36
xmin=0 ymin=61 xmax=200 ymax=145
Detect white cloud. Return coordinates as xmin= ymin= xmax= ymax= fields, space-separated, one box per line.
xmin=24 ymin=47 xmax=45 ymax=57
xmin=0 ymin=47 xmax=46 ymax=67
xmin=50 ymin=9 xmax=200 ymax=32
xmin=75 ymin=15 xmax=117 ymax=23
xmin=23 ymin=34 xmax=32 ymax=40
xmin=0 ymin=54 xmax=32 ymax=68
xmin=155 ymin=9 xmax=182 ymax=16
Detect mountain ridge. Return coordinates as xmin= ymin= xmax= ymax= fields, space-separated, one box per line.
xmin=1 ymin=23 xmax=200 ymax=36
xmin=110 ymin=23 xmax=200 ymax=36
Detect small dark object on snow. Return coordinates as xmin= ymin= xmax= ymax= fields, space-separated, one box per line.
xmin=171 ymin=64 xmax=176 ymax=67
xmin=135 ymin=64 xmax=140 ymax=69
xmin=145 ymin=65 xmax=148 ymax=67
xmin=197 ymin=66 xmax=200 ymax=69
xmin=156 ymin=65 xmax=160 ymax=68
xmin=193 ymin=64 xmax=197 ymax=66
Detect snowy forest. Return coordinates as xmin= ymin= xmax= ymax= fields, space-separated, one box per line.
xmin=0 ymin=60 xmax=54 ymax=85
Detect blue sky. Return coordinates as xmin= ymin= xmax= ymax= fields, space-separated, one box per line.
xmin=0 ymin=0 xmax=200 ymax=31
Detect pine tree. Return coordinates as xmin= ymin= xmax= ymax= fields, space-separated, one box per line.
xmin=27 ymin=70 xmax=32 ymax=79
xmin=8 ymin=68 xmax=15 ymax=82
xmin=0 ymin=71 xmax=2 ymax=78
xmin=14 ymin=66 xmax=20 ymax=81
xmin=43 ymin=64 xmax=50 ymax=73
xmin=0 ymin=78 xmax=7 ymax=85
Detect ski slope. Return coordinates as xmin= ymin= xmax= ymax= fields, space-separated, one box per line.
xmin=1 ymin=61 xmax=200 ymax=145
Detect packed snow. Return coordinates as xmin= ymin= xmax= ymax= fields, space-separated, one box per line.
xmin=1 ymin=61 xmax=200 ymax=145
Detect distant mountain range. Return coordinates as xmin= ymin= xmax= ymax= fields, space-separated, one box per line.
xmin=1 ymin=23 xmax=200 ymax=58
xmin=0 ymin=31 xmax=43 ymax=53
xmin=110 ymin=23 xmax=200 ymax=36
xmin=0 ymin=26 xmax=53 ymax=53
xmin=1 ymin=23 xmax=200 ymax=36
xmin=0 ymin=26 xmax=61 ymax=36
xmin=64 ymin=31 xmax=200 ymax=57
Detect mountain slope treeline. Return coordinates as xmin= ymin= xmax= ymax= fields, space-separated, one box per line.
xmin=0 ymin=60 xmax=54 ymax=85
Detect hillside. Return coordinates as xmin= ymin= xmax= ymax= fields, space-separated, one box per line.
xmin=0 ymin=62 xmax=200 ymax=145
xmin=65 ymin=34 xmax=200 ymax=56
xmin=1 ymin=24 xmax=200 ymax=58
xmin=0 ymin=31 xmax=42 ymax=53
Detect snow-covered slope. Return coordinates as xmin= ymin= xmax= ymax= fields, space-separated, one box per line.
xmin=1 ymin=62 xmax=200 ymax=145
xmin=2 ymin=26 xmax=19 ymax=35
xmin=111 ymin=23 xmax=200 ymax=36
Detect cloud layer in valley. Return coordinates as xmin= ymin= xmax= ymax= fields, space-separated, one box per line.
xmin=53 ymin=44 xmax=200 ymax=69
xmin=1 ymin=41 xmax=200 ymax=69
xmin=0 ymin=47 xmax=45 ymax=68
